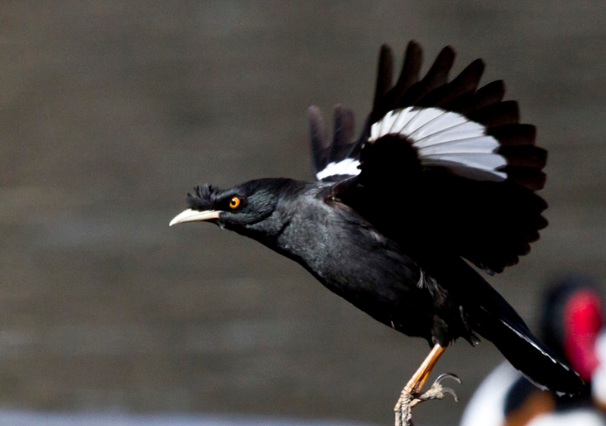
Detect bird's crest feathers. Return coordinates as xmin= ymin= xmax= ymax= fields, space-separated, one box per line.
xmin=187 ymin=184 xmax=221 ymax=211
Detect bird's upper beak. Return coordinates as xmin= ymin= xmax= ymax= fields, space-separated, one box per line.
xmin=169 ymin=209 xmax=221 ymax=226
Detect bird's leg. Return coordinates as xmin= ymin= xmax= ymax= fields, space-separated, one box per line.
xmin=394 ymin=344 xmax=460 ymax=426
xmin=404 ymin=344 xmax=445 ymax=394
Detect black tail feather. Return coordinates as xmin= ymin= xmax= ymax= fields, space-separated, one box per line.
xmin=468 ymin=303 xmax=585 ymax=396
xmin=422 ymin=255 xmax=585 ymax=396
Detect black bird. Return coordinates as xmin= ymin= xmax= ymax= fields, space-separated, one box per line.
xmin=170 ymin=42 xmax=584 ymax=415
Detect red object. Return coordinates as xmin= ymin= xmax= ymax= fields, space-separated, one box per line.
xmin=563 ymin=290 xmax=603 ymax=380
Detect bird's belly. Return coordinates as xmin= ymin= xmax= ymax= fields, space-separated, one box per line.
xmin=277 ymin=206 xmax=437 ymax=341
xmin=303 ymin=244 xmax=435 ymax=340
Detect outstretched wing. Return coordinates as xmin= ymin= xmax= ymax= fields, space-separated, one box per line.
xmin=317 ymin=41 xmax=547 ymax=274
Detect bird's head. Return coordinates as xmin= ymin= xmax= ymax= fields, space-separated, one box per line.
xmin=169 ymin=178 xmax=304 ymax=235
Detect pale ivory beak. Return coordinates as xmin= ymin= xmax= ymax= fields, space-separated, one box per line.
xmin=169 ymin=209 xmax=221 ymax=226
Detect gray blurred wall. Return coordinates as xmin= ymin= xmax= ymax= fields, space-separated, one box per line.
xmin=0 ymin=1 xmax=605 ymax=425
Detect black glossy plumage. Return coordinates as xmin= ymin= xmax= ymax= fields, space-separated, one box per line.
xmin=174 ymin=42 xmax=584 ymax=395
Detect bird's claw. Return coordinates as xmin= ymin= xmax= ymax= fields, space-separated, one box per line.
xmin=394 ymin=373 xmax=461 ymax=426
xmin=431 ymin=373 xmax=461 ymax=402
xmin=417 ymin=372 xmax=460 ymax=403
xmin=434 ymin=372 xmax=461 ymax=385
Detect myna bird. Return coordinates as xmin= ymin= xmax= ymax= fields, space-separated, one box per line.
xmin=170 ymin=41 xmax=584 ymax=422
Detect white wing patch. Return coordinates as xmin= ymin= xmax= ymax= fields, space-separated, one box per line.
xmin=369 ymin=107 xmax=507 ymax=181
xmin=316 ymin=107 xmax=508 ymax=182
xmin=316 ymin=158 xmax=361 ymax=181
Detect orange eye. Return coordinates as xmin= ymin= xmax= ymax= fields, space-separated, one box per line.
xmin=229 ymin=197 xmax=241 ymax=209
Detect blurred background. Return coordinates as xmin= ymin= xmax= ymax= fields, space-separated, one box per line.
xmin=1 ymin=1 xmax=605 ymax=425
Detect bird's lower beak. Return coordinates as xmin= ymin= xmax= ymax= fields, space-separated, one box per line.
xmin=169 ymin=209 xmax=221 ymax=226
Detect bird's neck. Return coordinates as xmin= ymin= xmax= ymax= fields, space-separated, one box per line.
xmin=234 ymin=211 xmax=287 ymax=247
xmin=234 ymin=181 xmax=324 ymax=263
